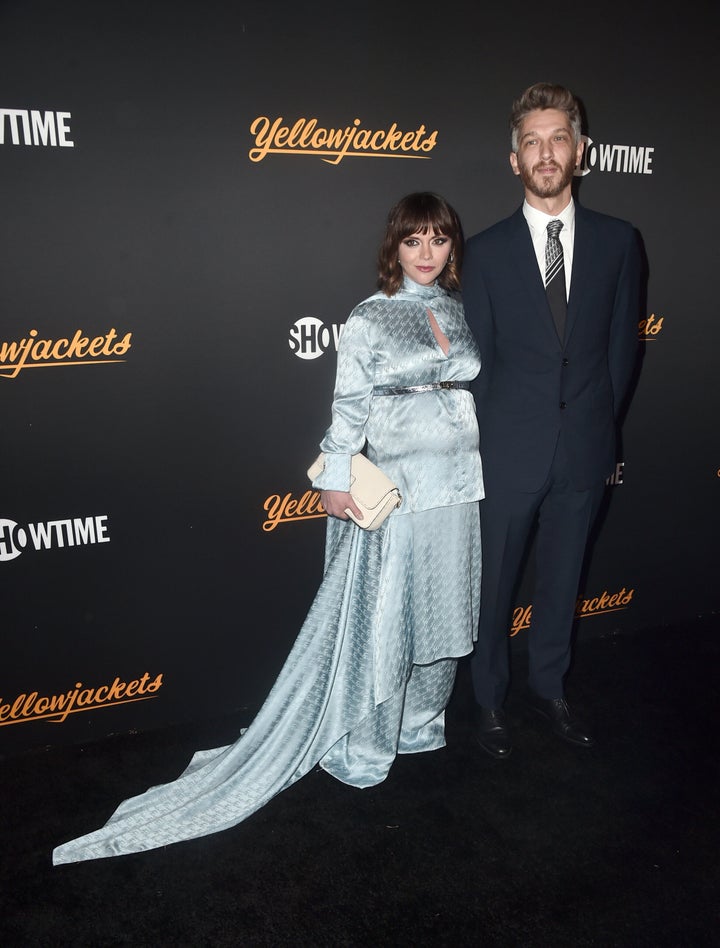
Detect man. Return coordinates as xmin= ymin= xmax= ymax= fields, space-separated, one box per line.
xmin=463 ymin=82 xmax=642 ymax=757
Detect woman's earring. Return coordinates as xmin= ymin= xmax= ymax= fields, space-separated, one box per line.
xmin=449 ymin=253 xmax=454 ymax=263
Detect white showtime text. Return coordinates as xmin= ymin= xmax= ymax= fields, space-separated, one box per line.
xmin=0 ymin=109 xmax=74 ymax=147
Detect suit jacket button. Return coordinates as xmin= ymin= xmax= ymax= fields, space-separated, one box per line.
xmin=562 ymin=358 xmax=569 ymax=366
xmin=560 ymin=401 xmax=567 ymax=410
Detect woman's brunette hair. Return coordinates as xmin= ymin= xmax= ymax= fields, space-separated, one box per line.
xmin=377 ymin=192 xmax=463 ymax=296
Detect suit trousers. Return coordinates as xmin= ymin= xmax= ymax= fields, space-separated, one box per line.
xmin=471 ymin=431 xmax=606 ymax=708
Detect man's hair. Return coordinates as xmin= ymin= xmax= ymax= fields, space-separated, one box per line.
xmin=377 ymin=192 xmax=463 ymax=296
xmin=509 ymin=82 xmax=582 ymax=153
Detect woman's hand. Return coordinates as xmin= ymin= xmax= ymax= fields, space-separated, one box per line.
xmin=320 ymin=490 xmax=364 ymax=523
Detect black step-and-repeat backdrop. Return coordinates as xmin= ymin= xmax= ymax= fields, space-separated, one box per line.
xmin=1 ymin=1 xmax=717 ymax=754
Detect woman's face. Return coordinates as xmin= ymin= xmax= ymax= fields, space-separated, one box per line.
xmin=397 ymin=229 xmax=452 ymax=285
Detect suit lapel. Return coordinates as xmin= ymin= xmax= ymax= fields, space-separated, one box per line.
xmin=509 ymin=207 xmax=562 ymax=348
xmin=565 ymin=204 xmax=593 ymax=344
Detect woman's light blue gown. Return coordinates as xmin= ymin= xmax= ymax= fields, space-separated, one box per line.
xmin=53 ymin=278 xmax=483 ymax=864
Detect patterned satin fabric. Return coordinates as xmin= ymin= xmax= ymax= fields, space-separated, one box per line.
xmin=313 ymin=277 xmax=484 ymax=510
xmin=53 ymin=278 xmax=483 ymax=864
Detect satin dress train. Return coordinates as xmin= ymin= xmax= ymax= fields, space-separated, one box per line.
xmin=54 ymin=504 xmax=479 ymax=864
xmin=53 ymin=275 xmax=483 ymax=864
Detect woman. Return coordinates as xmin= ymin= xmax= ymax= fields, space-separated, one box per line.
xmin=53 ymin=192 xmax=483 ymax=865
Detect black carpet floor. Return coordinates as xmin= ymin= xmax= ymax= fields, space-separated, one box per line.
xmin=1 ymin=616 xmax=718 ymax=947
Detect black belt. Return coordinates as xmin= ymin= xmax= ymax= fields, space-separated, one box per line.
xmin=373 ymin=380 xmax=472 ymax=396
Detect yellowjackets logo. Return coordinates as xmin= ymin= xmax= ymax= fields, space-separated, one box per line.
xmin=263 ymin=489 xmax=325 ymax=531
xmin=0 ymin=672 xmax=163 ymax=726
xmin=639 ymin=313 xmax=664 ymax=340
xmin=0 ymin=328 xmax=132 ymax=379
xmin=249 ymin=116 xmax=438 ymax=165
xmin=511 ymin=587 xmax=634 ymax=636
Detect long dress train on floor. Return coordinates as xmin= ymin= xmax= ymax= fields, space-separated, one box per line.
xmin=53 ymin=506 xmax=479 ymax=864
xmin=53 ymin=277 xmax=483 ymax=865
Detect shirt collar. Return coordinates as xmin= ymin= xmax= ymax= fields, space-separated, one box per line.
xmin=523 ymin=196 xmax=575 ymax=235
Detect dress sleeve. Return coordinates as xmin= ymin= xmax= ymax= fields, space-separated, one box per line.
xmin=312 ymin=306 xmax=376 ymax=490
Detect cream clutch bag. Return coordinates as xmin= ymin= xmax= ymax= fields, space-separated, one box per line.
xmin=307 ymin=453 xmax=402 ymax=530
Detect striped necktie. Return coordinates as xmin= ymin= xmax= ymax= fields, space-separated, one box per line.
xmin=545 ymin=219 xmax=566 ymax=341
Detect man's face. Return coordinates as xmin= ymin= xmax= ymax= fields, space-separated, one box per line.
xmin=509 ymin=108 xmax=583 ymax=202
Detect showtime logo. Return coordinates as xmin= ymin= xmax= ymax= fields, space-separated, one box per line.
xmin=0 ymin=108 xmax=74 ymax=147
xmin=0 ymin=515 xmax=110 ymax=562
xmin=289 ymin=317 xmax=344 ymax=360
xmin=606 ymin=462 xmax=624 ymax=486
xmin=575 ymin=135 xmax=654 ymax=176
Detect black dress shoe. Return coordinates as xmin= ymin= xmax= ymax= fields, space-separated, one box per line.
xmin=476 ymin=708 xmax=512 ymax=758
xmin=527 ymin=695 xmax=595 ymax=747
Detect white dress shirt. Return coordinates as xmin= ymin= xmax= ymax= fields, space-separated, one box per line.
xmin=523 ymin=198 xmax=575 ymax=301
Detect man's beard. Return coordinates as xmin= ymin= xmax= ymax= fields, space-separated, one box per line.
xmin=518 ymin=158 xmax=575 ymax=199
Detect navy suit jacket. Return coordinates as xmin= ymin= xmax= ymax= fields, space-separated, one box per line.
xmin=463 ymin=204 xmax=642 ymax=493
